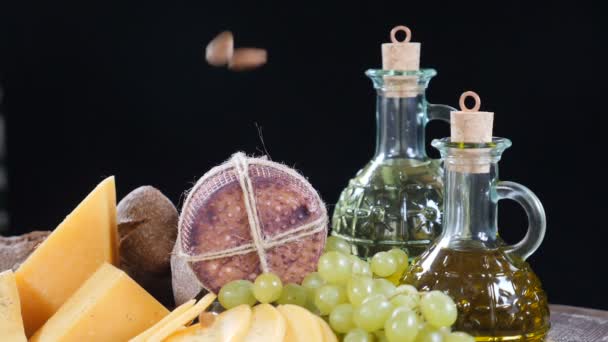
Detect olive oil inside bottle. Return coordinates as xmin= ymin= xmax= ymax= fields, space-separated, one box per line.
xmin=404 ymin=245 xmax=550 ymax=341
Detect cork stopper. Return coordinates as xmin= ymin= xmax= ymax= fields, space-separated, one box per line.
xmin=380 ymin=26 xmax=422 ymax=98
xmin=382 ymin=26 xmax=421 ymax=70
xmin=449 ymin=91 xmax=495 ymax=173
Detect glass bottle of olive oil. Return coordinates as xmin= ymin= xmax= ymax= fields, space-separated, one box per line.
xmin=331 ymin=68 xmax=454 ymax=258
xmin=332 ymin=26 xmax=454 ymax=258
xmin=403 ymin=113 xmax=550 ymax=340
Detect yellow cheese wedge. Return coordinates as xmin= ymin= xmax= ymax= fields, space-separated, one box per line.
xmin=16 ymin=176 xmax=118 ymax=336
xmin=314 ymin=315 xmax=338 ymax=342
xmin=276 ymin=304 xmax=323 ymax=342
xmin=30 ymin=263 xmax=168 ymax=342
xmin=146 ymin=293 xmax=216 ymax=342
xmin=0 ymin=270 xmax=27 ymax=342
xmin=243 ymin=304 xmax=286 ymax=342
xmin=165 ymin=304 xmax=252 ymax=342
xmin=129 ymin=299 xmax=196 ymax=342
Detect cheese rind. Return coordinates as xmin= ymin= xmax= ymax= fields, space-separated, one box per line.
xmin=0 ymin=270 xmax=27 ymax=342
xmin=30 ymin=263 xmax=168 ymax=342
xmin=15 ymin=176 xmax=119 ymax=336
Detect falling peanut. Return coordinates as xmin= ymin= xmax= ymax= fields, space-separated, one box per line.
xmin=228 ymin=48 xmax=267 ymax=71
xmin=205 ymin=31 xmax=234 ymax=67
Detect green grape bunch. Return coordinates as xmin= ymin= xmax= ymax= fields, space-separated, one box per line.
xmin=216 ymin=236 xmax=474 ymax=342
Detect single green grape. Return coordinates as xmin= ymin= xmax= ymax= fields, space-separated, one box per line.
xmin=360 ymin=293 xmax=387 ymax=305
xmin=390 ymin=294 xmax=418 ymax=310
xmin=385 ymin=308 xmax=419 ymax=342
xmin=350 ymin=256 xmax=372 ymax=277
xmin=385 ymin=248 xmax=409 ymax=284
xmin=420 ymin=291 xmax=458 ymax=328
xmin=395 ymin=284 xmax=418 ymax=296
xmin=370 ymin=251 xmax=398 ymax=277
xmin=218 ymin=279 xmax=256 ymax=309
xmin=329 ymin=303 xmax=355 ymax=333
xmin=276 ymin=283 xmax=307 ymax=306
xmin=346 ymin=275 xmax=374 ymax=307
xmin=415 ymin=324 xmax=445 ymax=342
xmin=373 ymin=278 xmax=397 ymax=297
xmin=301 ymin=272 xmax=326 ymax=313
xmin=253 ymin=273 xmax=283 ymax=303
xmin=318 ymin=251 xmax=352 ymax=285
xmin=388 ymin=248 xmax=408 ymax=269
xmin=325 ymin=236 xmax=352 ymax=254
xmin=314 ymin=284 xmax=347 ymax=315
xmin=344 ymin=328 xmax=374 ymax=342
xmin=353 ymin=295 xmax=392 ymax=332
xmin=302 ymin=272 xmax=325 ymax=290
xmin=438 ymin=326 xmax=452 ymax=335
xmin=445 ymin=332 xmax=475 ymax=342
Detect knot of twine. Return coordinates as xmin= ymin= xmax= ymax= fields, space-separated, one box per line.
xmin=177 ymin=152 xmax=327 ymax=273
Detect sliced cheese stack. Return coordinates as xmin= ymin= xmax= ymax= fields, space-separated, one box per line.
xmin=129 ymin=293 xmax=216 ymax=342
xmin=30 ymin=263 xmax=169 ymax=342
xmin=163 ymin=303 xmax=338 ymax=342
xmin=0 ymin=270 xmax=27 ymax=342
xmin=15 ymin=176 xmax=119 ymax=336
xmin=166 ymin=304 xmax=252 ymax=342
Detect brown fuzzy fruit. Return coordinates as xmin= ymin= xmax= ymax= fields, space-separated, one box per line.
xmin=117 ymin=186 xmax=178 ymax=305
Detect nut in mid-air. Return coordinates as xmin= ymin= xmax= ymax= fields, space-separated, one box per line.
xmin=205 ymin=30 xmax=267 ymax=71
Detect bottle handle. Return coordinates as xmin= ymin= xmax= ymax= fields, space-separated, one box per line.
xmin=497 ymin=181 xmax=547 ymax=260
xmin=427 ymin=103 xmax=455 ymax=123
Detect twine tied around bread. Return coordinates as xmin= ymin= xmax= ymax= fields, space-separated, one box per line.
xmin=176 ymin=152 xmax=327 ymax=274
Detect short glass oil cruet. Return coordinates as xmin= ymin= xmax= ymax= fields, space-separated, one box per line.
xmin=332 ymin=26 xmax=455 ymax=258
xmin=403 ymin=91 xmax=550 ymax=341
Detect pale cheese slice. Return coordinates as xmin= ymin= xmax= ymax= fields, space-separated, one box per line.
xmin=276 ymin=304 xmax=323 ymax=342
xmin=243 ymin=304 xmax=286 ymax=342
xmin=0 ymin=270 xmax=27 ymax=342
xmin=314 ymin=315 xmax=338 ymax=342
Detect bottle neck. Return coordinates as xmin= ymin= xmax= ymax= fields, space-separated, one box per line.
xmin=440 ymin=162 xmax=500 ymax=249
xmin=374 ymin=93 xmax=428 ymax=160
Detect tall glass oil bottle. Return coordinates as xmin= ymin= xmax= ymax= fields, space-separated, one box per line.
xmin=332 ymin=26 xmax=454 ymax=258
xmin=403 ymin=92 xmax=550 ymax=341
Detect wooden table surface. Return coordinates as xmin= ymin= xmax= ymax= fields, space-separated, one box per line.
xmin=548 ymin=304 xmax=608 ymax=342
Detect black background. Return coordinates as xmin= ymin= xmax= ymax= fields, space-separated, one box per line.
xmin=1 ymin=1 xmax=602 ymax=309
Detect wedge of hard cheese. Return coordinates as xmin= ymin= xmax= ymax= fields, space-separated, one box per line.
xmin=30 ymin=263 xmax=168 ymax=342
xmin=0 ymin=270 xmax=27 ymax=342
xmin=15 ymin=176 xmax=119 ymax=336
